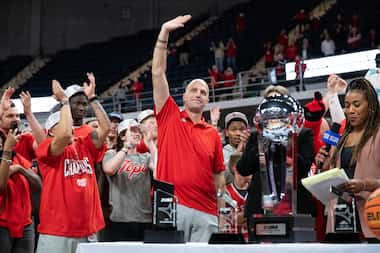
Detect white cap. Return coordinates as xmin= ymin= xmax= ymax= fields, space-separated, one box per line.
xmin=137 ymin=109 xmax=154 ymax=123
xmin=64 ymin=84 xmax=85 ymax=98
xmin=117 ymin=119 xmax=139 ymax=134
xmin=225 ymin=112 xmax=248 ymax=128
xmin=45 ymin=111 xmax=60 ymax=130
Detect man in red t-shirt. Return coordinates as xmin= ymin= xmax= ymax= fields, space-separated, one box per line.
xmin=0 ymin=88 xmax=41 ymax=162
xmin=0 ymin=125 xmax=41 ymax=253
xmin=152 ymin=15 xmax=225 ymax=242
xmin=36 ymin=80 xmax=110 ymax=253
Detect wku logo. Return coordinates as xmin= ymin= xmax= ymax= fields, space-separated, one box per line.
xmin=118 ymin=160 xmax=146 ymax=179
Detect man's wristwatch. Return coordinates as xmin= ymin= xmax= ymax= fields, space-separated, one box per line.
xmin=60 ymin=100 xmax=69 ymax=107
xmin=0 ymin=157 xmax=12 ymax=165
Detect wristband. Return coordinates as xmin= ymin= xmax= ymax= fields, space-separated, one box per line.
xmin=89 ymin=96 xmax=98 ymax=103
xmin=157 ymin=38 xmax=168 ymax=44
xmin=2 ymin=150 xmax=13 ymax=158
xmin=155 ymin=44 xmax=167 ymax=50
xmin=0 ymin=157 xmax=12 ymax=165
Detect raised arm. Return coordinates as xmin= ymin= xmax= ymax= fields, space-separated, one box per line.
xmin=50 ymin=80 xmax=73 ymax=156
xmin=83 ymin=72 xmax=111 ymax=149
xmin=0 ymin=87 xmax=15 ymax=120
xmin=102 ymin=150 xmax=126 ymax=176
xmin=20 ymin=91 xmax=46 ymax=144
xmin=152 ymin=15 xmax=192 ymax=113
xmin=324 ymin=74 xmax=347 ymax=123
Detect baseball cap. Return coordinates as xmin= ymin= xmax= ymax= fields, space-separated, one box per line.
xmin=64 ymin=84 xmax=85 ymax=98
xmin=85 ymin=117 xmax=98 ymax=124
xmin=225 ymin=112 xmax=248 ymax=128
xmin=45 ymin=111 xmax=61 ymax=130
xmin=117 ymin=119 xmax=139 ymax=135
xmin=137 ymin=109 xmax=154 ymax=123
xmin=109 ymin=112 xmax=124 ymax=122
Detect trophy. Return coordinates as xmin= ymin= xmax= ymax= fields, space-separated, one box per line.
xmin=248 ymin=95 xmax=315 ymax=243
xmin=323 ymin=186 xmax=360 ymax=243
xmin=209 ymin=190 xmax=245 ymax=244
xmin=144 ymin=179 xmax=184 ymax=243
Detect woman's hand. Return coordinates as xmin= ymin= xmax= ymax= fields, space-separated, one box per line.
xmin=315 ymin=146 xmax=328 ymax=165
xmin=339 ymin=179 xmax=365 ymax=193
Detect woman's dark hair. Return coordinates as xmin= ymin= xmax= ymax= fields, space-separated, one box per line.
xmin=116 ymin=130 xmax=126 ymax=151
xmin=331 ymin=78 xmax=380 ymax=167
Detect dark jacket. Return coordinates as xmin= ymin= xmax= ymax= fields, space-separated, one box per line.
xmin=237 ymin=128 xmax=315 ymax=217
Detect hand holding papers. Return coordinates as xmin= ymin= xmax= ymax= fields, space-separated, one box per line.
xmin=301 ymin=168 xmax=349 ymax=205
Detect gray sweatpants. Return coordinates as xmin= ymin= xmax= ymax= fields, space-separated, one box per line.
xmin=36 ymin=234 xmax=95 ymax=253
xmin=176 ymin=204 xmax=218 ymax=242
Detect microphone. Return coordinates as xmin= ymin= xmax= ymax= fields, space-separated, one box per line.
xmin=317 ymin=122 xmax=341 ymax=173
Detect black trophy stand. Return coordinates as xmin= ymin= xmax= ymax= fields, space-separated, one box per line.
xmin=248 ymin=133 xmax=315 ymax=243
xmin=144 ymin=179 xmax=185 ymax=243
xmin=323 ymin=186 xmax=360 ymax=243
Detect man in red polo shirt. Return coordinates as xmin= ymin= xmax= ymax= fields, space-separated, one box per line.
xmin=152 ymin=15 xmax=225 ymax=242
xmin=36 ymin=80 xmax=109 ymax=253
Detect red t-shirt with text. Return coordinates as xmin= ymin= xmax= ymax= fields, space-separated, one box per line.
xmin=36 ymin=135 xmax=106 ymax=237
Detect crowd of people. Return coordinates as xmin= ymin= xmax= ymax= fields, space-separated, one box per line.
xmin=2 ymin=14 xmax=380 ymax=253
xmin=264 ymin=9 xmax=379 ymax=81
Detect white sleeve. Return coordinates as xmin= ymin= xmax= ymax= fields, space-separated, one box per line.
xmin=328 ymin=93 xmax=345 ymax=123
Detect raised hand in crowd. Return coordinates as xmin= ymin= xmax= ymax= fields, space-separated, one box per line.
xmin=325 ymin=74 xmax=347 ymax=124
xmin=49 ymin=79 xmax=73 ymax=156
xmin=83 ymin=72 xmax=96 ymax=99
xmin=327 ymin=74 xmax=347 ymax=94
xmin=210 ymin=106 xmax=220 ymax=127
xmin=52 ymin=79 xmax=68 ymax=102
xmin=20 ymin=90 xmax=46 ymax=144
xmin=153 ymin=15 xmax=192 ymax=113
xmin=161 ymin=15 xmax=192 ymax=33
xmin=0 ymin=87 xmax=15 ymax=118
xmin=82 ymin=72 xmax=111 ymax=149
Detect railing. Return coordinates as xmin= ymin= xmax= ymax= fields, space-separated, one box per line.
xmin=100 ymin=15 xmax=219 ymax=99
xmin=101 ymin=67 xmax=290 ymax=113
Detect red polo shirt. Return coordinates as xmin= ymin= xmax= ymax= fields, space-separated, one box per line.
xmin=155 ymin=97 xmax=225 ymax=215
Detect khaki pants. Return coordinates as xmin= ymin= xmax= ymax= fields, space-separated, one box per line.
xmin=36 ymin=234 xmax=94 ymax=253
xmin=176 ymin=204 xmax=218 ymax=242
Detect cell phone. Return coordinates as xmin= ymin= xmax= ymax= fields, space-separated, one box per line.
xmin=10 ymin=121 xmax=20 ymax=134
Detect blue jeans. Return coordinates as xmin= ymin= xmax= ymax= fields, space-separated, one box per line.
xmin=227 ymin=57 xmax=236 ymax=72
xmin=215 ymin=57 xmax=224 ymax=72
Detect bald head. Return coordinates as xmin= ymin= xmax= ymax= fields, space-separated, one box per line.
xmin=185 ymin=79 xmax=209 ymax=95
xmin=183 ymin=78 xmax=209 ymax=114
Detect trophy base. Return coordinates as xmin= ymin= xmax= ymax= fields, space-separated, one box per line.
xmin=323 ymin=232 xmax=361 ymax=243
xmin=144 ymin=229 xmax=185 ymax=243
xmin=248 ymin=214 xmax=315 ymax=243
xmin=208 ymin=233 xmax=246 ymax=244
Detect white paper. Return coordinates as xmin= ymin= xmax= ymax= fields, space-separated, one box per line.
xmin=301 ymin=168 xmax=349 ymax=205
